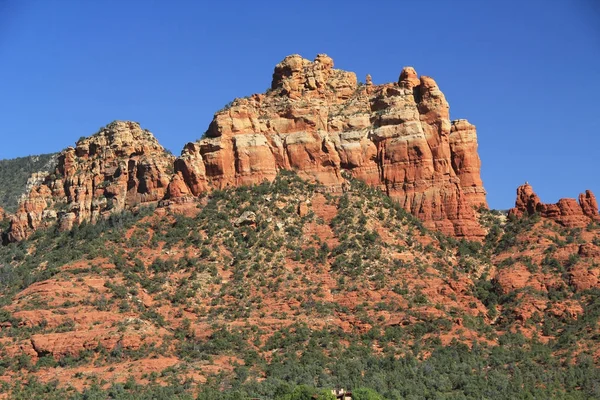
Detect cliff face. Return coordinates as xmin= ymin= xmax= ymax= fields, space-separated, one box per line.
xmin=6 ymin=54 xmax=488 ymax=241
xmin=509 ymin=183 xmax=600 ymax=227
xmin=173 ymin=54 xmax=487 ymax=237
xmin=6 ymin=121 xmax=174 ymax=242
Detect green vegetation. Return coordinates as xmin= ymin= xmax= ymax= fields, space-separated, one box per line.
xmin=3 ymin=334 xmax=600 ymax=399
xmin=0 ymin=172 xmax=598 ymax=399
xmin=0 ymin=153 xmax=57 ymax=212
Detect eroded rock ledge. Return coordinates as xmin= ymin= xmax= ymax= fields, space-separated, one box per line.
xmin=5 ymin=54 xmax=489 ymax=241
xmin=509 ymin=183 xmax=600 ymax=227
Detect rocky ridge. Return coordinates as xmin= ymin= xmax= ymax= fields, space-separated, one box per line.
xmin=4 ymin=54 xmax=489 ymax=241
xmin=0 ymin=56 xmax=599 ymax=399
xmin=509 ymin=183 xmax=600 ymax=227
xmin=6 ymin=121 xmax=174 ymax=242
xmin=172 ymin=55 xmax=487 ymax=238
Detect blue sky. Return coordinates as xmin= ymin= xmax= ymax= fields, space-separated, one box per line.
xmin=0 ymin=0 xmax=598 ymax=209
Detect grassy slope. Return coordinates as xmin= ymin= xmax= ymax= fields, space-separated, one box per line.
xmin=0 ymin=172 xmax=598 ymax=399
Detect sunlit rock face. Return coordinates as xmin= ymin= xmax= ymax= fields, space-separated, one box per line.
xmin=7 ymin=55 xmax=489 ymax=241
xmin=174 ymin=54 xmax=487 ymax=238
xmin=509 ymin=183 xmax=600 ymax=228
xmin=7 ymin=121 xmax=174 ymax=241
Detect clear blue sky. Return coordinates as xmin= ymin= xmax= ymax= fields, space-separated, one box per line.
xmin=1 ymin=0 xmax=599 ymax=209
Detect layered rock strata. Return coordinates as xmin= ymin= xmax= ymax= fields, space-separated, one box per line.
xmin=6 ymin=121 xmax=174 ymax=242
xmin=172 ymin=54 xmax=487 ymax=237
xmin=509 ymin=183 xmax=600 ymax=227
xmin=7 ymin=54 xmax=488 ymax=241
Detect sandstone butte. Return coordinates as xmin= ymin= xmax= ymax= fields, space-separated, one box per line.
xmin=4 ymin=54 xmax=490 ymax=242
xmin=509 ymin=183 xmax=600 ymax=227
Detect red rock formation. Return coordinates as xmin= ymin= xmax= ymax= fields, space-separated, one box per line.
xmin=30 ymin=326 xmax=161 ymax=358
xmin=6 ymin=185 xmax=53 ymax=242
xmin=580 ymin=190 xmax=599 ymax=218
xmin=510 ymin=183 xmax=541 ymax=216
xmin=509 ymin=183 xmax=600 ymax=227
xmin=579 ymin=243 xmax=600 ymax=258
xmin=7 ymin=55 xmax=489 ymax=240
xmin=569 ymin=265 xmax=599 ymax=292
xmin=173 ymin=54 xmax=487 ymax=238
xmin=166 ymin=173 xmax=193 ymax=200
xmin=0 ymin=207 xmax=5 ymax=221
xmin=7 ymin=121 xmax=174 ymax=241
xmin=449 ymin=119 xmax=486 ymax=207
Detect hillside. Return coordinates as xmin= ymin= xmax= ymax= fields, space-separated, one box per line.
xmin=0 ymin=53 xmax=598 ymax=399
xmin=0 ymin=153 xmax=57 ymax=213
xmin=0 ymin=172 xmax=598 ymax=399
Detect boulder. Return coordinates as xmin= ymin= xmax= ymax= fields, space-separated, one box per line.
xmin=234 ymin=211 xmax=256 ymax=227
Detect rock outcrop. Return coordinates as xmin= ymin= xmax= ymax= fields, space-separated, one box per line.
xmin=0 ymin=207 xmax=5 ymax=221
xmin=509 ymin=183 xmax=600 ymax=227
xmin=172 ymin=54 xmax=487 ymax=237
xmin=7 ymin=121 xmax=174 ymax=241
xmin=7 ymin=55 xmax=488 ymax=241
